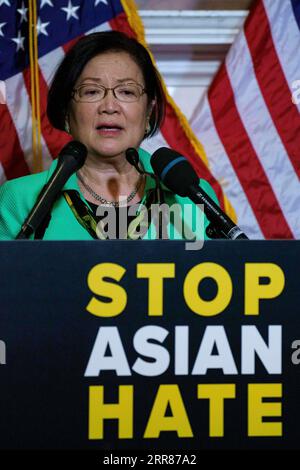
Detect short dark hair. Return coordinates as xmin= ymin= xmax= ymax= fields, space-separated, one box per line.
xmin=47 ymin=31 xmax=165 ymax=138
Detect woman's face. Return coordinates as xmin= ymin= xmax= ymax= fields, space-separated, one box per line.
xmin=68 ymin=51 xmax=151 ymax=162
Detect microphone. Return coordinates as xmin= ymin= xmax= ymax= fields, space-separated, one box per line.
xmin=125 ymin=148 xmax=164 ymax=204
xmin=125 ymin=148 xmax=141 ymax=172
xmin=151 ymin=147 xmax=248 ymax=240
xmin=16 ymin=140 xmax=87 ymax=239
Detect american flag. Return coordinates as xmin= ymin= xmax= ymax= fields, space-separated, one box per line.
xmin=0 ymin=0 xmax=232 ymax=225
xmin=190 ymin=0 xmax=300 ymax=239
xmin=2 ymin=1 xmax=298 ymax=240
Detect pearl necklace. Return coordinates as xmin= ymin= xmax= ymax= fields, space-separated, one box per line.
xmin=77 ymin=171 xmax=144 ymax=207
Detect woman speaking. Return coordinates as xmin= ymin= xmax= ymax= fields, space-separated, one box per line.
xmin=0 ymin=31 xmax=219 ymax=240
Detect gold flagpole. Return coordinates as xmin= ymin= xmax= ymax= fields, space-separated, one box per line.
xmin=29 ymin=0 xmax=43 ymax=173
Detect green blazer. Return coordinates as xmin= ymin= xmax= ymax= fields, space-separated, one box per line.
xmin=0 ymin=148 xmax=219 ymax=241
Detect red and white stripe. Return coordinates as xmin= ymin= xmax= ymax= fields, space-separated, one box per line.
xmin=191 ymin=0 xmax=300 ymax=239
xmin=264 ymin=0 xmax=300 ymax=114
xmin=190 ymin=94 xmax=264 ymax=239
xmin=0 ymin=102 xmax=30 ymax=181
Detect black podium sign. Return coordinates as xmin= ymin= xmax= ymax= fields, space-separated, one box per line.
xmin=0 ymin=240 xmax=299 ymax=450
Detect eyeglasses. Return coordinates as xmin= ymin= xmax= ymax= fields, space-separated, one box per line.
xmin=72 ymin=83 xmax=146 ymax=103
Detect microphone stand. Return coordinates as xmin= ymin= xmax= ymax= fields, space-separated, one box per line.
xmin=125 ymin=148 xmax=168 ymax=239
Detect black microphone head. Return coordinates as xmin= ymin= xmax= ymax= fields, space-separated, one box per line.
xmin=57 ymin=140 xmax=87 ymax=170
xmin=151 ymin=147 xmax=198 ymax=197
xmin=126 ymin=148 xmax=140 ymax=167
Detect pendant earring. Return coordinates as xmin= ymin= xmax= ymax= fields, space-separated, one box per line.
xmin=145 ymin=121 xmax=151 ymax=136
xmin=65 ymin=119 xmax=70 ymax=134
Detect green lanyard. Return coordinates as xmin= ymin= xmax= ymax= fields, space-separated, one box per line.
xmin=63 ymin=189 xmax=156 ymax=240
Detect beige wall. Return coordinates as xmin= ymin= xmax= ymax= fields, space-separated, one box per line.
xmin=135 ymin=2 xmax=250 ymax=119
